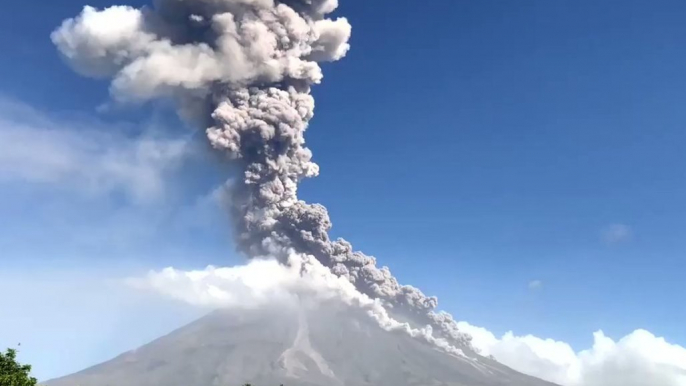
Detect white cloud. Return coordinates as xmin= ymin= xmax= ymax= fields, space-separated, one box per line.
xmin=601 ymin=223 xmax=632 ymax=245
xmin=127 ymin=259 xmax=305 ymax=309
xmin=457 ymin=322 xmax=686 ymax=386
xmin=127 ymin=254 xmax=399 ymax=318
xmin=129 ymin=253 xmax=405 ymax=313
xmin=0 ymin=97 xmax=191 ymax=203
xmin=528 ymin=280 xmax=543 ymax=290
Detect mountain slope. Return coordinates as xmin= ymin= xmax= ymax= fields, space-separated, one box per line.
xmin=46 ymin=301 xmax=558 ymax=386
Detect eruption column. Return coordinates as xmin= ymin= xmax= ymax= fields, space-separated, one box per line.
xmin=53 ymin=0 xmax=473 ymax=353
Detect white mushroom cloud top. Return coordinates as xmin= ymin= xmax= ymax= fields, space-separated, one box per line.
xmin=53 ymin=0 xmax=474 ymax=353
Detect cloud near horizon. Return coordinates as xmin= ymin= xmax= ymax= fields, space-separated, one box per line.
xmin=131 ymin=261 xmax=686 ymax=386
xmin=458 ymin=322 xmax=686 ymax=386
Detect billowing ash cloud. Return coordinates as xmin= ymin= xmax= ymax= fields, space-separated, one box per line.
xmin=53 ymin=0 xmax=472 ymax=353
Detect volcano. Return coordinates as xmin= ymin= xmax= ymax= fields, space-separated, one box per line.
xmin=46 ymin=300 xmax=558 ymax=386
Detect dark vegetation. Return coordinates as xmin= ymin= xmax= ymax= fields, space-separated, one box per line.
xmin=0 ymin=348 xmax=285 ymax=386
xmin=0 ymin=348 xmax=38 ymax=386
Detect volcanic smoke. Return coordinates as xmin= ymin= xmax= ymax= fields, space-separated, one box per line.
xmin=53 ymin=0 xmax=473 ymax=354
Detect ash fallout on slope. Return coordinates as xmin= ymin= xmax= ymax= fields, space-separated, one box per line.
xmin=52 ymin=0 xmax=473 ymax=353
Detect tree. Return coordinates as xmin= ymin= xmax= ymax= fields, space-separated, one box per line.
xmin=0 ymin=348 xmax=38 ymax=386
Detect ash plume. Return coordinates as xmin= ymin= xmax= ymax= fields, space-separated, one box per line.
xmin=53 ymin=0 xmax=473 ymax=353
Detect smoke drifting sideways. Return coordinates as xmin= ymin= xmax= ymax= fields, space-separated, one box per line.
xmin=129 ymin=253 xmax=470 ymax=358
xmin=52 ymin=0 xmax=473 ymax=355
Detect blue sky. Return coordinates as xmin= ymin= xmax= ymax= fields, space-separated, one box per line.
xmin=1 ymin=0 xmax=686 ymax=381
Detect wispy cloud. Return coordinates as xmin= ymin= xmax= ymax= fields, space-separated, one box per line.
xmin=601 ymin=223 xmax=632 ymax=245
xmin=0 ymin=96 xmax=192 ymax=204
xmin=528 ymin=280 xmax=543 ymax=290
xmin=0 ymin=96 xmax=232 ymax=259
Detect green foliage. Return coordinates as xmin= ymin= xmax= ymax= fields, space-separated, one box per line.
xmin=0 ymin=351 xmax=283 ymax=386
xmin=0 ymin=348 xmax=38 ymax=386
